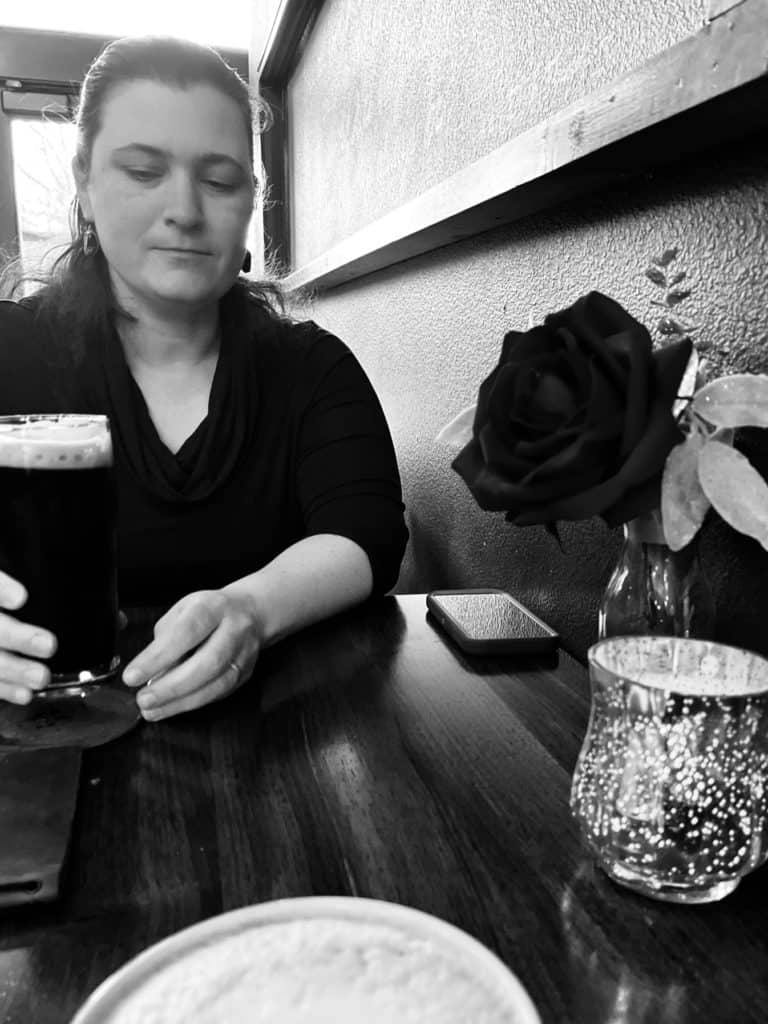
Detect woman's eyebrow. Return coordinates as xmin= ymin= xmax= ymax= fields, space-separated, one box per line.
xmin=113 ymin=144 xmax=165 ymax=158
xmin=113 ymin=143 xmax=245 ymax=169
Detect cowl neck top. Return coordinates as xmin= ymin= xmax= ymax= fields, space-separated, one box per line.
xmin=98 ymin=290 xmax=260 ymax=504
xmin=0 ymin=289 xmax=408 ymax=603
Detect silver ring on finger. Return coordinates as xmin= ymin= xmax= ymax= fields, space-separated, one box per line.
xmin=228 ymin=660 xmax=241 ymax=685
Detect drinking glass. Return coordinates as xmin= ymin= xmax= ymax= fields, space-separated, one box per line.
xmin=0 ymin=414 xmax=138 ymax=747
xmin=570 ymin=635 xmax=768 ymax=903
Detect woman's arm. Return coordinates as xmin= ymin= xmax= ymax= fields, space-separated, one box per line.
xmin=122 ymin=534 xmax=373 ymax=721
xmin=224 ymin=533 xmax=373 ymax=646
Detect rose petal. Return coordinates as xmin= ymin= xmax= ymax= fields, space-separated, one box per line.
xmin=584 ymin=358 xmax=627 ymax=427
xmin=507 ymin=395 xmax=681 ymax=525
xmin=520 ymin=426 xmax=620 ymax=485
xmin=601 ymin=328 xmax=651 ymax=457
xmin=451 ymin=443 xmax=535 ymax=513
xmin=499 ymin=325 xmax=560 ymax=364
xmin=652 ymin=337 xmax=694 ymax=409
xmin=601 ymin=476 xmax=662 ymax=528
xmin=454 ymin=296 xmax=694 ymax=529
xmin=546 ymin=293 xmax=642 ymax=393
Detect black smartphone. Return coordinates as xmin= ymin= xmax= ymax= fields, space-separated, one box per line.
xmin=426 ymin=589 xmax=559 ymax=655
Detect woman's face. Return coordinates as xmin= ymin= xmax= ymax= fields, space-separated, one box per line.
xmin=75 ymin=80 xmax=254 ymax=316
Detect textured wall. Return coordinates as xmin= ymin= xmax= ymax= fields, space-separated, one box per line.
xmin=288 ymin=0 xmax=705 ymax=265
xmin=306 ymin=138 xmax=768 ymax=661
xmin=281 ymin=1 xmax=768 ymax=662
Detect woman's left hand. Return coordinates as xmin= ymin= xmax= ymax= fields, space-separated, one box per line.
xmin=122 ymin=590 xmax=262 ymax=721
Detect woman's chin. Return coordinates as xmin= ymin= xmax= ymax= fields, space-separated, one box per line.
xmin=141 ymin=278 xmax=224 ymax=310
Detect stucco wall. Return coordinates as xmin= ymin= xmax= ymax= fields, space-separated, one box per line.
xmin=288 ymin=0 xmax=705 ymax=265
xmin=278 ymin=1 xmax=768 ymax=662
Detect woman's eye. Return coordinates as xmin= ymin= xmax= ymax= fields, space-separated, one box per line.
xmin=125 ymin=167 xmax=163 ymax=182
xmin=203 ymin=178 xmax=237 ymax=192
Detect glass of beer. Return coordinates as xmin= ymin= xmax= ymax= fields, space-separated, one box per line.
xmin=0 ymin=414 xmax=137 ymax=747
xmin=570 ymin=635 xmax=768 ymax=903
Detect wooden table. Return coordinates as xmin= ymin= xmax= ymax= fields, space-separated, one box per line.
xmin=1 ymin=594 xmax=766 ymax=1023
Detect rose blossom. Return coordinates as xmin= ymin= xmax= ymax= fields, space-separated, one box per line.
xmin=452 ymin=292 xmax=692 ymax=527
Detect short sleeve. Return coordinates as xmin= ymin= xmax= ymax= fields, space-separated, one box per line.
xmin=294 ymin=327 xmax=408 ymax=594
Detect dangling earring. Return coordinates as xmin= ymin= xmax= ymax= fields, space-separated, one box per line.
xmin=241 ymin=249 xmax=252 ymax=274
xmin=82 ymin=222 xmax=100 ymax=256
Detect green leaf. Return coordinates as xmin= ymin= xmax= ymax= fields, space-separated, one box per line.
xmin=666 ymin=288 xmax=691 ymax=306
xmin=435 ymin=403 xmax=476 ymax=446
xmin=645 ymin=266 xmax=666 ymax=287
xmin=654 ymin=247 xmax=679 ymax=267
xmin=661 ymin=434 xmax=710 ymax=550
xmin=669 ymin=271 xmax=687 ymax=285
xmin=698 ymin=441 xmax=768 ymax=552
xmin=692 ymin=374 xmax=768 ymax=427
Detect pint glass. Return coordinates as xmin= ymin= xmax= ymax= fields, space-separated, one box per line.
xmin=0 ymin=415 xmax=134 ymax=747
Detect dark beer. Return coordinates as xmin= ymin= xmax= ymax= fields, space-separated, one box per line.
xmin=0 ymin=415 xmax=119 ymax=684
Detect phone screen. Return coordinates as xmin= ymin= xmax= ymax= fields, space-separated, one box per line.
xmin=426 ymin=590 xmax=559 ymax=654
xmin=432 ymin=592 xmax=554 ymax=640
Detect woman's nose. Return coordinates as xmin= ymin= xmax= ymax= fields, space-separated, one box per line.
xmin=163 ymin=173 xmax=203 ymax=228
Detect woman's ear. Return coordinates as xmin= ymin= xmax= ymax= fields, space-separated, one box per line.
xmin=72 ymin=156 xmax=94 ymax=220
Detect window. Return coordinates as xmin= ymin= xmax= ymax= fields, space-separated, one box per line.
xmin=7 ymin=95 xmax=77 ymax=278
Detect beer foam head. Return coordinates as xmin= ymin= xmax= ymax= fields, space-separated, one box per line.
xmin=98 ymin=917 xmax=525 ymax=1024
xmin=0 ymin=416 xmax=112 ymax=470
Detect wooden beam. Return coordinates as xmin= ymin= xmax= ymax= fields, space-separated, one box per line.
xmin=283 ymin=0 xmax=768 ymax=293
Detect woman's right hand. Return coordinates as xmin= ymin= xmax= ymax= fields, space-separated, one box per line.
xmin=0 ymin=571 xmax=57 ymax=704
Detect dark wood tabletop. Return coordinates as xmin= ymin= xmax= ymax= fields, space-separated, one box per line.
xmin=1 ymin=593 xmax=767 ymax=1024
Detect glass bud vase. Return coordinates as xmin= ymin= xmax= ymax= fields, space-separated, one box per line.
xmin=598 ymin=508 xmax=714 ymax=640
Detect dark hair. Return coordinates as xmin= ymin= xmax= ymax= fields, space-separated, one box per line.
xmin=1 ymin=35 xmax=286 ymax=349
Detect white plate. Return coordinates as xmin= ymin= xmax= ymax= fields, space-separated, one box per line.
xmin=70 ymin=896 xmax=541 ymax=1024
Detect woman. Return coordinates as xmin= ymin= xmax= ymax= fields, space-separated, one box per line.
xmin=0 ymin=36 xmax=407 ymax=721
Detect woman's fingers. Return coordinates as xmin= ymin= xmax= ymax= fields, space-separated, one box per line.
xmin=0 ymin=649 xmax=51 ymax=704
xmin=122 ymin=594 xmax=222 ymax=687
xmin=139 ymin=621 xmax=241 ymax=700
xmin=0 ymin=571 xmax=27 ymax=611
xmin=0 ymin=613 xmax=57 ymax=661
xmin=124 ymin=590 xmax=261 ymax=721
xmin=135 ymin=621 xmax=255 ymax=720
xmin=0 ymin=648 xmax=50 ymax=689
xmin=0 ymin=574 xmax=57 ymax=704
xmin=0 ymin=681 xmax=35 ymax=705
xmin=138 ymin=660 xmax=245 ymax=721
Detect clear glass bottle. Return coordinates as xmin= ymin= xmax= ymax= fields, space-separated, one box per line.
xmin=598 ymin=508 xmax=714 ymax=640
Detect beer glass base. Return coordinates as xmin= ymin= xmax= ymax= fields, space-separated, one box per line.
xmin=0 ymin=661 xmax=140 ymax=750
xmin=601 ymin=857 xmax=741 ymax=904
xmin=43 ymin=656 xmax=123 ymax=697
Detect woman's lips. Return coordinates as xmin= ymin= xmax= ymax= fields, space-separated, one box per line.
xmin=155 ymin=247 xmax=212 ymax=255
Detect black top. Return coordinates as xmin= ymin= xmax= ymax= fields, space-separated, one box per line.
xmin=0 ymin=290 xmax=408 ymax=606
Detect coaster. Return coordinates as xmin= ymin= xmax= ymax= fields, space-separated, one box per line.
xmin=0 ymin=747 xmax=82 ymax=907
